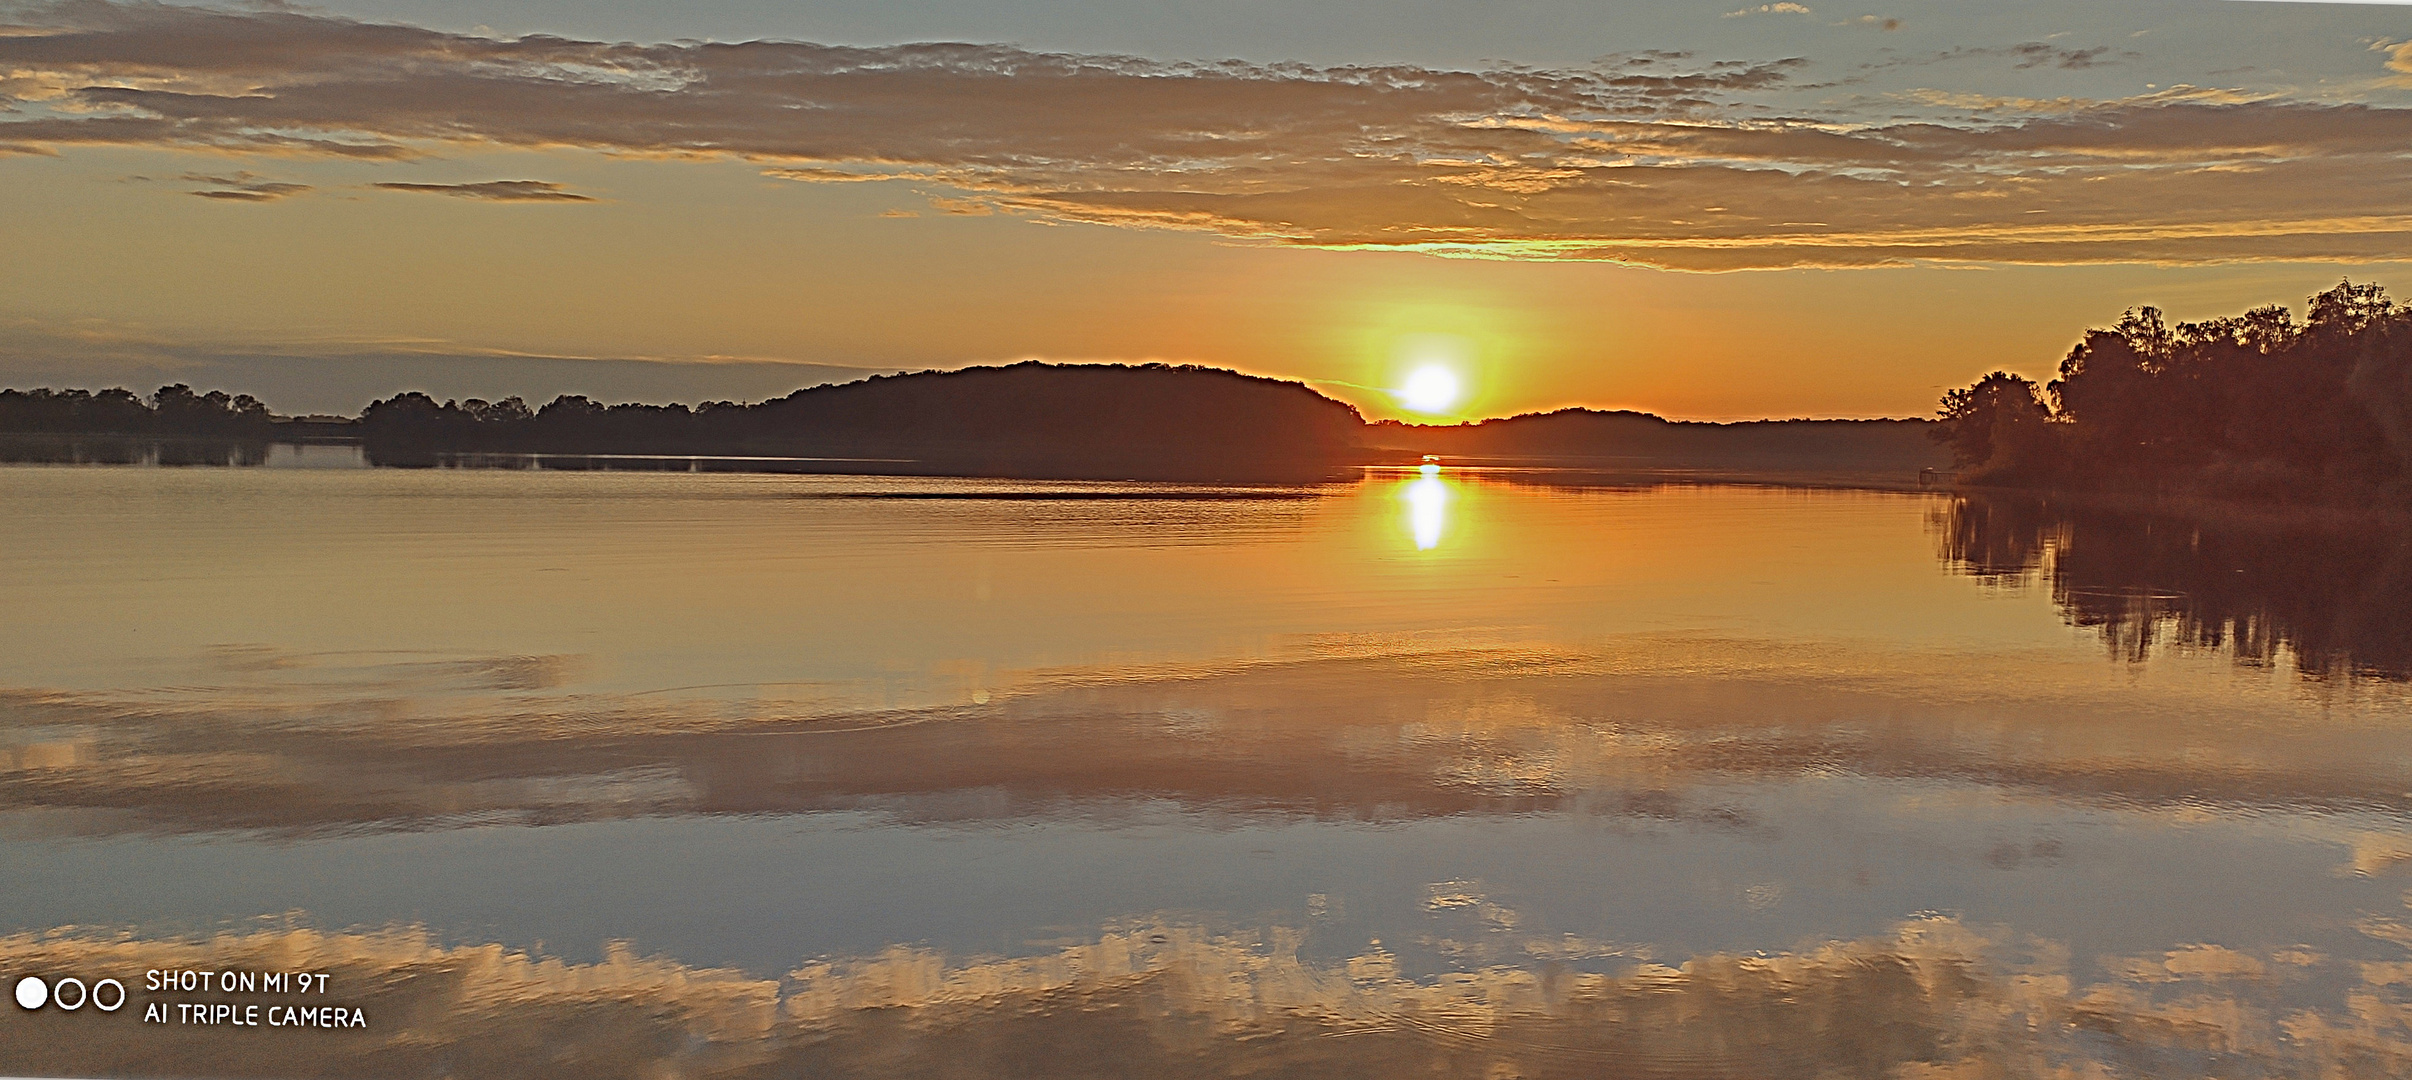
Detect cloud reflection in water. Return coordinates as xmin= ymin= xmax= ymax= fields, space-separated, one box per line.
xmin=8 ymin=911 xmax=2412 ymax=1079
xmin=5 ymin=632 xmax=2411 ymax=835
xmin=8 ymin=477 xmax=2412 ymax=1077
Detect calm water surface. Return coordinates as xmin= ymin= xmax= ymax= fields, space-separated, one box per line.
xmin=4 ymin=463 xmax=2411 ymax=1078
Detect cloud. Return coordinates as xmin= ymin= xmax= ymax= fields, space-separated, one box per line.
xmin=2 ymin=2 xmax=2410 ymax=269
xmin=1723 ymin=3 xmax=1812 ymax=16
xmin=759 ymin=166 xmax=934 ymax=184
xmin=2007 ymin=42 xmax=2118 ymax=69
xmin=1858 ymin=42 xmax=2138 ymax=76
xmin=176 ymin=170 xmax=308 ymax=200
xmin=371 ymin=179 xmax=593 ymax=201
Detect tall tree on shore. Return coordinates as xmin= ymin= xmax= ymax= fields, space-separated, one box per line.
xmin=1933 ymin=371 xmax=2055 ymax=480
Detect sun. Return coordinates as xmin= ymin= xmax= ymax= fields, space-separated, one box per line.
xmin=1398 ymin=365 xmax=1461 ymax=414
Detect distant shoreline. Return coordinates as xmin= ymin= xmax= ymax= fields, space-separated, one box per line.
xmin=2 ymin=363 xmax=1951 ymax=486
xmin=0 ymin=432 xmax=1950 ymax=494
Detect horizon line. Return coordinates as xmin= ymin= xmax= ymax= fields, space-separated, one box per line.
xmin=0 ymin=362 xmax=1942 ymax=428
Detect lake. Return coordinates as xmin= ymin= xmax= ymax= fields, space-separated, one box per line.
xmin=4 ymin=459 xmax=2411 ymax=1078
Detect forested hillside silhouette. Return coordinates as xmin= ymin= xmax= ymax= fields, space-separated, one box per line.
xmin=1934 ymin=280 xmax=2412 ymax=503
xmin=358 ymin=361 xmax=1368 ymax=482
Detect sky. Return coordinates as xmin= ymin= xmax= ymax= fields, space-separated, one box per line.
xmin=3 ymin=0 xmax=2411 ymax=420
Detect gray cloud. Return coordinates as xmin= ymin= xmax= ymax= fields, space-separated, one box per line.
xmin=1 ymin=1 xmax=2408 ymax=269
xmin=174 ymin=169 xmax=309 ymax=200
xmin=1723 ymin=3 xmax=1813 ymax=17
xmin=2008 ymin=42 xmax=2118 ymax=69
xmin=1862 ymin=42 xmax=2138 ymax=74
xmin=372 ymin=179 xmax=593 ymax=201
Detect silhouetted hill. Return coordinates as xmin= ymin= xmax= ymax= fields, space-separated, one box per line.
xmin=359 ymin=361 xmax=1369 ymax=483
xmin=1368 ymin=410 xmax=1949 ymax=478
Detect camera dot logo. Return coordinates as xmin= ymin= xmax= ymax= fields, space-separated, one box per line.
xmin=13 ymin=975 xmax=125 ymax=1012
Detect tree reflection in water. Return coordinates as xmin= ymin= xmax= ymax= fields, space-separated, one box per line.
xmin=1932 ymin=492 xmax=2412 ymax=678
xmin=0 ymin=435 xmax=270 ymax=467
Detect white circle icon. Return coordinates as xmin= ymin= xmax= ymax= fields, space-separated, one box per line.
xmin=13 ymin=976 xmax=46 ymax=1010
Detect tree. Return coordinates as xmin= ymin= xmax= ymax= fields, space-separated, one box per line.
xmin=2308 ymin=279 xmax=2393 ymax=338
xmin=1933 ymin=371 xmax=2055 ymax=477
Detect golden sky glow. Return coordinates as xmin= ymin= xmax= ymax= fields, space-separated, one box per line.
xmin=3 ymin=1 xmax=2411 ymax=419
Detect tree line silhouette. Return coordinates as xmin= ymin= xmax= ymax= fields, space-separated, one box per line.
xmin=0 ymin=384 xmax=274 ymax=438
xmin=1934 ymin=280 xmax=2412 ymax=502
xmin=0 ymin=363 xmax=1369 ymax=481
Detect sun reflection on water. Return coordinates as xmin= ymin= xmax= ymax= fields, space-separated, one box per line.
xmin=1402 ymin=468 xmax=1450 ymax=550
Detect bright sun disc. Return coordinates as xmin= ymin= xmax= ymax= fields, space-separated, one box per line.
xmin=1399 ymin=366 xmax=1460 ymax=413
